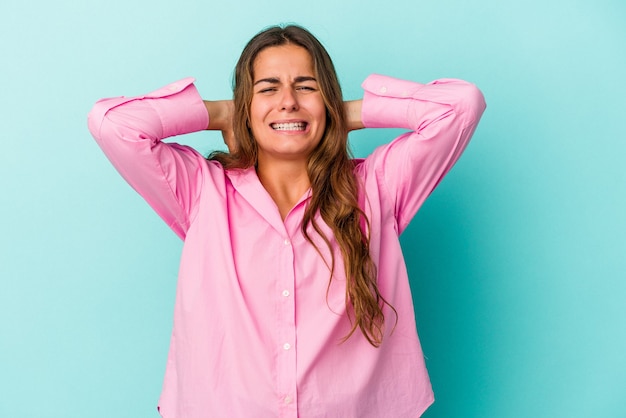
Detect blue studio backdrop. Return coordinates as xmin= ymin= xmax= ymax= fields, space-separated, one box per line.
xmin=1 ymin=0 xmax=625 ymax=417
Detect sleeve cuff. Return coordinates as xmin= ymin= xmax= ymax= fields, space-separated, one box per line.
xmin=360 ymin=74 xmax=424 ymax=130
xmin=146 ymin=78 xmax=209 ymax=138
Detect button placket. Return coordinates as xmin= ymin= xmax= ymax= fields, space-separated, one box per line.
xmin=276 ymin=233 xmax=297 ymax=415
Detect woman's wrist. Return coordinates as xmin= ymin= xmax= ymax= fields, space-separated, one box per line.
xmin=344 ymin=100 xmax=364 ymax=132
xmin=203 ymin=100 xmax=234 ymax=131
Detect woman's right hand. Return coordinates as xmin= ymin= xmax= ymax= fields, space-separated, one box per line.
xmin=204 ymin=100 xmax=236 ymax=152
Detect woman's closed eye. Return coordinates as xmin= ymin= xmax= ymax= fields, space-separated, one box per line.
xmin=257 ymin=85 xmax=317 ymax=94
xmin=296 ymin=85 xmax=316 ymax=92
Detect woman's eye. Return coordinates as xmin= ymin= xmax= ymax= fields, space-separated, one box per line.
xmin=259 ymin=88 xmax=277 ymax=94
xmin=297 ymin=86 xmax=315 ymax=92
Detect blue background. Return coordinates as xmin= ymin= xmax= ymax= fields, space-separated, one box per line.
xmin=1 ymin=0 xmax=625 ymax=417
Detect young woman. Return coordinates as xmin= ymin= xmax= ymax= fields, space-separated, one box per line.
xmin=88 ymin=24 xmax=485 ymax=418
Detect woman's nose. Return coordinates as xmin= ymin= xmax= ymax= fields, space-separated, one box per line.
xmin=279 ymin=88 xmax=299 ymax=111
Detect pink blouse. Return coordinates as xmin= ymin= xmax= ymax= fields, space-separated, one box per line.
xmin=88 ymin=74 xmax=485 ymax=417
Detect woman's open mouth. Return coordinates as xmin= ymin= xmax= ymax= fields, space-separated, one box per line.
xmin=271 ymin=122 xmax=307 ymax=131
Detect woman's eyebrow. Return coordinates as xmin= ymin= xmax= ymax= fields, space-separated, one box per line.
xmin=294 ymin=76 xmax=317 ymax=83
xmin=253 ymin=76 xmax=317 ymax=85
xmin=254 ymin=77 xmax=280 ymax=86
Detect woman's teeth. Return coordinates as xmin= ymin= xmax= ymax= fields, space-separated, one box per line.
xmin=271 ymin=122 xmax=306 ymax=131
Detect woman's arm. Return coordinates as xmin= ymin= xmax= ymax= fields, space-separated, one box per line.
xmin=88 ymin=79 xmax=211 ymax=239
xmin=357 ymin=74 xmax=486 ymax=233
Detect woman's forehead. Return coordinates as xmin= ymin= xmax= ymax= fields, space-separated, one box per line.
xmin=252 ymin=44 xmax=315 ymax=81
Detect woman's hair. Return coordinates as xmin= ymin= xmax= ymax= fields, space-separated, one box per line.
xmin=209 ymin=24 xmax=396 ymax=346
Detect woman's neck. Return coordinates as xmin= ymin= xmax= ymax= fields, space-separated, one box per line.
xmin=256 ymin=159 xmax=311 ymax=220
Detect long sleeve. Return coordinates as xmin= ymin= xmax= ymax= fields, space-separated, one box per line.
xmin=359 ymin=74 xmax=486 ymax=233
xmin=87 ymin=78 xmax=210 ymax=239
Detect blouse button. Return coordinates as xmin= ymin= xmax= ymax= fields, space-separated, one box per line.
xmin=283 ymin=239 xmax=290 ymax=246
xmin=284 ymin=396 xmax=293 ymax=404
xmin=282 ymin=290 xmax=290 ymax=297
xmin=283 ymin=343 xmax=291 ymax=350
xmin=380 ymin=86 xmax=387 ymax=93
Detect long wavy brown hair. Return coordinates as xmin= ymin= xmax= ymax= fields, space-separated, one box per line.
xmin=209 ymin=24 xmax=396 ymax=346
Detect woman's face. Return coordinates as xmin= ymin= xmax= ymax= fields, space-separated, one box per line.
xmin=249 ymin=44 xmax=327 ymax=166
